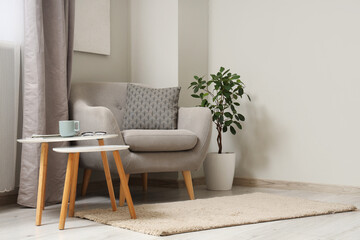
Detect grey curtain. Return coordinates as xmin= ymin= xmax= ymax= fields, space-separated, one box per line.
xmin=18 ymin=0 xmax=75 ymax=207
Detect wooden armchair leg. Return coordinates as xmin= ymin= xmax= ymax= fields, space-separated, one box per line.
xmin=119 ymin=174 xmax=130 ymax=206
xmin=182 ymin=171 xmax=195 ymax=200
xmin=142 ymin=173 xmax=148 ymax=192
xmin=81 ymin=168 xmax=92 ymax=196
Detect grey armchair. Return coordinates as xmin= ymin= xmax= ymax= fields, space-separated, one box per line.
xmin=70 ymin=82 xmax=212 ymax=202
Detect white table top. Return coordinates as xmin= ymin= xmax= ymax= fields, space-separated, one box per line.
xmin=17 ymin=134 xmax=118 ymax=143
xmin=53 ymin=145 xmax=129 ymax=153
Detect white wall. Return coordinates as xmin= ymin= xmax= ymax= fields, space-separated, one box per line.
xmin=72 ymin=0 xmax=130 ymax=83
xmin=0 ymin=0 xmax=24 ymax=44
xmin=72 ymin=0 xmax=131 ymax=183
xmin=208 ymin=0 xmax=360 ymax=186
xmin=130 ymin=0 xmax=178 ymax=87
xmin=178 ymin=0 xmax=209 ymax=107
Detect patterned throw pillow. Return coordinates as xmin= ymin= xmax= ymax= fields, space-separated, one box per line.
xmin=122 ymin=84 xmax=181 ymax=129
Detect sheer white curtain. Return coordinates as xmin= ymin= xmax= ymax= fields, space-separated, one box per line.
xmin=0 ymin=0 xmax=23 ymax=193
xmin=0 ymin=42 xmax=20 ymax=192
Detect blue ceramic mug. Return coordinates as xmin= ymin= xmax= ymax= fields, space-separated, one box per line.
xmin=59 ymin=120 xmax=80 ymax=137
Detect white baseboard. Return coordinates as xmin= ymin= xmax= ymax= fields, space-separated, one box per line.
xmin=3 ymin=177 xmax=359 ymax=207
xmin=233 ymin=177 xmax=360 ymax=194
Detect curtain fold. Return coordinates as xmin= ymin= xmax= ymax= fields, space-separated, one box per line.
xmin=18 ymin=0 xmax=75 ymax=207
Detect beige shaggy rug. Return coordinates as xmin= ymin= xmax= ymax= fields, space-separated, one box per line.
xmin=75 ymin=192 xmax=356 ymax=236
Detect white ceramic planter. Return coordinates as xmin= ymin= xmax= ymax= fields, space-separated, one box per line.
xmin=203 ymin=152 xmax=236 ymax=190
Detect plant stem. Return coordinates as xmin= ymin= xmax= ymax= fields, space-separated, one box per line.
xmin=217 ymin=91 xmax=225 ymax=154
xmin=217 ymin=123 xmax=222 ymax=154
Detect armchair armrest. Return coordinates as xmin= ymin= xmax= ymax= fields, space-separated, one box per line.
xmin=178 ymin=107 xmax=212 ymax=152
xmin=71 ymin=100 xmax=125 ymax=145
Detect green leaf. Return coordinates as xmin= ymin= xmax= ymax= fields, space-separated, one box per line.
xmin=224 ymin=112 xmax=233 ymax=118
xmin=234 ymin=102 xmax=240 ymax=106
xmin=220 ymin=67 xmax=225 ymax=72
xmin=191 ymin=94 xmax=200 ymax=98
xmin=201 ymin=99 xmax=208 ymax=107
xmin=224 ymin=92 xmax=231 ymax=98
xmin=223 ymin=125 xmax=228 ymax=132
xmin=223 ymin=69 xmax=230 ymax=76
xmin=194 ymin=87 xmax=199 ymax=93
xmin=225 ymin=120 xmax=232 ymax=126
xmin=238 ymin=114 xmax=245 ymax=121
xmin=234 ymin=121 xmax=242 ymax=130
xmin=238 ymin=87 xmax=244 ymax=96
xmin=230 ymin=105 xmax=237 ymax=113
xmin=224 ymin=85 xmax=232 ymax=91
xmin=194 ymin=76 xmax=199 ymax=80
xmin=188 ymin=82 xmax=197 ymax=89
xmin=247 ymin=94 xmax=251 ymax=101
xmin=230 ymin=126 xmax=236 ymax=135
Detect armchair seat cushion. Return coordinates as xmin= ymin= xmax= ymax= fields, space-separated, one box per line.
xmin=122 ymin=129 xmax=198 ymax=152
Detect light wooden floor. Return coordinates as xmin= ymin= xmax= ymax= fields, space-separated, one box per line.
xmin=1 ymin=185 xmax=360 ymax=240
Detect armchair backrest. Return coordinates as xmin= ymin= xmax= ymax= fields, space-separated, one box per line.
xmin=70 ymin=82 xmax=128 ymax=129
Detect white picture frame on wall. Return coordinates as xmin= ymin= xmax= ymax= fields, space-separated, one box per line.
xmin=74 ymin=0 xmax=110 ymax=55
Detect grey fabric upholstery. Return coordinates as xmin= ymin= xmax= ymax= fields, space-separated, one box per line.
xmin=122 ymin=129 xmax=198 ymax=152
xmin=70 ymin=82 xmax=212 ymax=175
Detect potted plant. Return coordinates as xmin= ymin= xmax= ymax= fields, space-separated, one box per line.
xmin=189 ymin=67 xmax=250 ymax=190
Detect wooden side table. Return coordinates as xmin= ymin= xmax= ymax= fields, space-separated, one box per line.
xmin=17 ymin=134 xmax=118 ymax=227
xmin=53 ymin=145 xmax=136 ymax=230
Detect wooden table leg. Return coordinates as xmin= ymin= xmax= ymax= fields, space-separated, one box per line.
xmin=98 ymin=139 xmax=117 ymax=211
xmin=36 ymin=142 xmax=48 ymax=226
xmin=59 ymin=153 xmax=75 ymax=230
xmin=113 ymin=150 xmax=136 ymax=219
xmin=69 ymin=152 xmax=80 ymax=217
xmin=41 ymin=143 xmax=48 ymax=210
xmin=119 ymin=174 xmax=130 ymax=207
